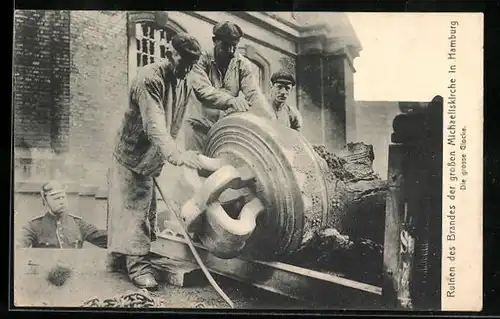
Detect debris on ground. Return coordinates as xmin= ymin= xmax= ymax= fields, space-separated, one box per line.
xmin=81 ymin=289 xmax=166 ymax=308
xmin=46 ymin=265 xmax=72 ymax=287
xmin=312 ymin=142 xmax=388 ymax=244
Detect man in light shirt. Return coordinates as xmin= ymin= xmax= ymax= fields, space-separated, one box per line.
xmin=185 ymin=21 xmax=274 ymax=152
xmin=267 ymin=70 xmax=303 ymax=131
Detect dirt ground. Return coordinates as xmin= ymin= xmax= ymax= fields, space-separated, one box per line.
xmin=152 ymin=275 xmax=311 ymax=309
xmin=13 ymin=248 xmax=310 ymax=310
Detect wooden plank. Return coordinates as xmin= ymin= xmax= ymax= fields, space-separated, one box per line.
xmin=383 ymin=96 xmax=444 ymax=310
xmin=149 ymin=255 xmax=206 ymax=288
xmin=151 ymin=234 xmax=382 ymax=308
xmin=382 ymin=144 xmax=415 ymax=309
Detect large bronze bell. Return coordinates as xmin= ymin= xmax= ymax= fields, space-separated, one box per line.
xmin=168 ymin=111 xmax=344 ymax=260
xmin=178 ymin=163 xmax=264 ymax=259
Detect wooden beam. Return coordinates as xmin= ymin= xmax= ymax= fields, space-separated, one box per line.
xmin=151 ymin=234 xmax=382 ymax=308
xmin=149 ymin=255 xmax=206 ymax=288
xmin=382 ymin=95 xmax=444 ymax=310
xmin=382 ymin=144 xmax=415 ymax=309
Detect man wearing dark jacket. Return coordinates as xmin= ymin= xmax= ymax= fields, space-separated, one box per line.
xmin=107 ymin=32 xmax=203 ymax=291
xmin=185 ymin=21 xmax=274 ymax=152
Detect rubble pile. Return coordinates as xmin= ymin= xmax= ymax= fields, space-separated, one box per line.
xmin=82 ymin=289 xmax=165 ymax=308
xmin=312 ymin=145 xmax=352 ymax=180
xmin=283 ymin=142 xmax=388 ymax=285
xmin=46 ymin=265 xmax=72 ymax=287
xmin=314 ymin=142 xmax=388 ymax=243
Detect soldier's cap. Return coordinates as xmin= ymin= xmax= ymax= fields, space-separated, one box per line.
xmin=41 ymin=180 xmax=67 ymax=197
xmin=171 ymin=32 xmax=202 ymax=62
xmin=271 ymin=70 xmax=296 ymax=87
xmin=213 ymin=21 xmax=243 ymax=44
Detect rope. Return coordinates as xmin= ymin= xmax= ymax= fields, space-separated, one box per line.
xmin=153 ymin=178 xmax=235 ymax=309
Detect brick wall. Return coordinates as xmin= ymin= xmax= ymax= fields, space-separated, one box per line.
xmin=69 ymin=11 xmax=128 ymax=188
xmin=13 ymin=10 xmax=70 ymax=152
xmin=14 ymin=10 xmax=355 ymax=187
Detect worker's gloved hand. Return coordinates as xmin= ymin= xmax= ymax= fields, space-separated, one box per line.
xmin=227 ymin=97 xmax=250 ymax=113
xmin=174 ymin=151 xmax=203 ymax=170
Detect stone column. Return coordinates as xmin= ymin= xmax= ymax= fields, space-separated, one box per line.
xmin=295 ymin=14 xmax=361 ymax=151
xmin=323 ymin=47 xmax=358 ymax=146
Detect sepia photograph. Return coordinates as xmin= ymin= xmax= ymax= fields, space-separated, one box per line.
xmin=11 ymin=10 xmax=483 ymax=312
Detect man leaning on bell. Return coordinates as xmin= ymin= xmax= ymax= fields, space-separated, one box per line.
xmin=185 ymin=20 xmax=275 ymax=153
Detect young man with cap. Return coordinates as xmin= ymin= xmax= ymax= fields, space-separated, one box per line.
xmin=268 ymin=70 xmax=303 ymax=131
xmin=185 ymin=21 xmax=275 ymax=152
xmin=17 ymin=180 xmax=108 ymax=249
xmin=107 ymin=32 xmax=203 ymax=290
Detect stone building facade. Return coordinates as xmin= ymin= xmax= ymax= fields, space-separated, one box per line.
xmin=13 ymin=10 xmax=362 ymax=191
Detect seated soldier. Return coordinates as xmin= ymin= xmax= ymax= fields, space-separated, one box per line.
xmin=267 ymin=70 xmax=303 ymax=131
xmin=17 ymin=180 xmax=107 ymax=249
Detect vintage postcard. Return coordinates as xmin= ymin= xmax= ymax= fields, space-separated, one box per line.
xmin=11 ymin=11 xmax=483 ymax=312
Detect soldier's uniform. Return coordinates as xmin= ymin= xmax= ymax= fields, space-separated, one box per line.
xmin=18 ymin=212 xmax=107 ymax=249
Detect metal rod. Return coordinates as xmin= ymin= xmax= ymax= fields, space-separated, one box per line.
xmin=153 ymin=178 xmax=235 ymax=308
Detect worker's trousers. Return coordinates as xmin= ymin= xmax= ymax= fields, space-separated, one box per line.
xmin=107 ymin=156 xmax=157 ymax=278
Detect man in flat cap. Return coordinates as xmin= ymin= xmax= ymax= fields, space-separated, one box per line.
xmin=17 ymin=180 xmax=108 ymax=249
xmin=185 ymin=21 xmax=274 ymax=152
xmin=268 ymin=70 xmax=303 ymax=131
xmin=107 ymin=32 xmax=203 ymax=291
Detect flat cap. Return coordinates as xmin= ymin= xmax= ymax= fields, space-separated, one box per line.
xmin=271 ymin=70 xmax=296 ymax=86
xmin=42 ymin=180 xmax=66 ymax=196
xmin=171 ymin=32 xmax=202 ymax=62
xmin=213 ymin=21 xmax=243 ymax=44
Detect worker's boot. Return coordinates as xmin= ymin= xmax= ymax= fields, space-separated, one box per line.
xmin=126 ymin=255 xmax=158 ymax=291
